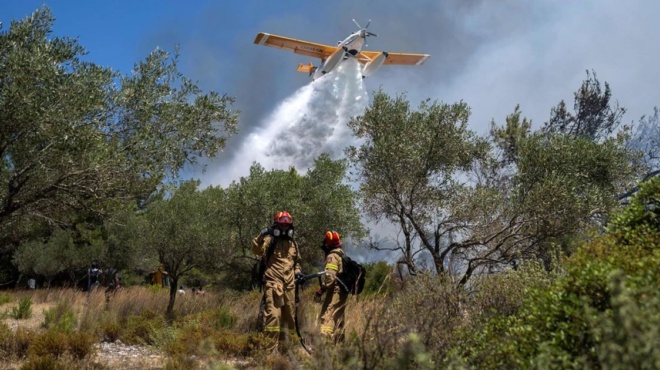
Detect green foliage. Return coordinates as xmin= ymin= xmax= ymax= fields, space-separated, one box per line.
xmin=448 ymin=178 xmax=660 ymax=369
xmin=29 ymin=331 xmax=68 ymax=358
xmin=218 ymin=154 xmax=367 ymax=283
xmin=211 ymin=329 xmax=251 ymax=356
xmin=207 ymin=307 xmax=237 ymax=330
xmin=607 ymin=177 xmax=660 ymax=248
xmin=394 ymin=333 xmax=435 ymax=370
xmin=490 ymin=104 xmax=532 ymax=164
xmin=361 ymin=261 xmax=395 ymax=296
xmin=0 ymin=6 xmax=237 ymax=247
xmin=588 ymin=273 xmax=660 ymax=370
xmin=164 ymin=355 xmax=199 ymax=370
xmin=347 ymin=90 xmax=487 ymax=277
xmin=128 ymin=180 xmax=226 ymax=314
xmin=514 ymin=133 xmax=634 ymax=233
xmin=66 ymin=332 xmax=96 ymax=360
xmin=43 ymin=300 xmax=77 ymax=333
xmin=470 ymin=258 xmax=558 ymax=319
xmin=14 ymin=226 xmax=107 ymax=286
xmin=20 ymin=355 xmax=69 ymax=370
xmin=146 ymin=283 xmax=166 ymax=293
xmin=11 ymin=297 xmax=33 ymax=319
xmin=122 ymin=312 xmax=167 ymax=345
xmin=100 ymin=316 xmax=121 ymax=343
xmin=26 ymin=330 xmax=93 ymax=364
xmin=0 ymin=321 xmax=13 ymax=356
xmin=0 ymin=292 xmax=10 ymax=305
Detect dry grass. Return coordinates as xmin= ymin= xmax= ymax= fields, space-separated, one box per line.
xmin=0 ymin=283 xmax=420 ymax=370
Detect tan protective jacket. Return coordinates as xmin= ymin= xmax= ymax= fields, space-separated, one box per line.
xmin=322 ymin=248 xmax=344 ymax=290
xmin=252 ymin=233 xmax=301 ymax=285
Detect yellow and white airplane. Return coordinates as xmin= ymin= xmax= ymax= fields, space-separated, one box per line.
xmin=254 ymin=20 xmax=430 ymax=80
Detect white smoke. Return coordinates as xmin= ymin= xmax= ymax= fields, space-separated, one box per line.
xmin=207 ymin=58 xmax=368 ymax=187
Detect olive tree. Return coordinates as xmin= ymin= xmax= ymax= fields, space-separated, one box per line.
xmin=0 ymin=8 xmax=238 ymax=250
xmin=217 ymin=154 xmax=366 ymax=287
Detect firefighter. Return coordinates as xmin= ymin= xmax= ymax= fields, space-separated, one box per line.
xmin=252 ymin=211 xmax=304 ymax=351
xmin=315 ymin=230 xmax=349 ymax=343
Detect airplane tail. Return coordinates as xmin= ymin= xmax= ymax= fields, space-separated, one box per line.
xmin=297 ymin=63 xmax=316 ymax=77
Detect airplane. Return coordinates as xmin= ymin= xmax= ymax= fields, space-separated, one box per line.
xmin=253 ymin=20 xmax=430 ymax=81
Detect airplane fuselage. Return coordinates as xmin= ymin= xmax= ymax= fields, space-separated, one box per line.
xmin=338 ymin=30 xmax=366 ymax=57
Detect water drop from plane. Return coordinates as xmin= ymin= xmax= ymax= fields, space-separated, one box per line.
xmin=208 ymin=58 xmax=369 ymax=186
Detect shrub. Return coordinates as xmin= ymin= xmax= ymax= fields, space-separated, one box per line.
xmin=362 ymin=261 xmax=396 ymax=296
xmin=43 ymin=300 xmax=77 ymax=333
xmin=211 ymin=329 xmax=250 ymax=356
xmin=95 ymin=311 xmax=121 ymax=343
xmin=11 ymin=297 xmax=33 ymax=319
xmin=66 ymin=332 xmax=95 ymax=360
xmin=13 ymin=327 xmax=34 ymax=359
xmin=163 ymin=326 xmax=201 ymax=356
xmin=215 ymin=307 xmax=237 ymax=330
xmin=446 ymin=178 xmax=660 ymax=369
xmin=20 ymin=355 xmax=68 ymax=370
xmin=164 ymin=354 xmax=198 ymax=370
xmin=29 ymin=331 xmax=68 ymax=359
xmin=122 ymin=312 xmax=166 ymax=345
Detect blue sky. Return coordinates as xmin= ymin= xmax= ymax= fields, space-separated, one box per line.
xmin=2 ymin=1 xmax=300 ymax=74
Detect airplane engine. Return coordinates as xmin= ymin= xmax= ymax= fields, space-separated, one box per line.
xmin=361 ymin=51 xmax=388 ymax=78
xmin=313 ymin=47 xmax=347 ymax=80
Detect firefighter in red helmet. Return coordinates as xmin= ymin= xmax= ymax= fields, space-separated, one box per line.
xmin=315 ymin=230 xmax=349 ymax=342
xmin=252 ymin=211 xmax=303 ymax=351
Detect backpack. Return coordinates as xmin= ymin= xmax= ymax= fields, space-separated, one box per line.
xmin=105 ymin=268 xmax=120 ymax=288
xmin=89 ymin=267 xmax=100 ymax=282
xmin=331 ymin=251 xmax=366 ymax=295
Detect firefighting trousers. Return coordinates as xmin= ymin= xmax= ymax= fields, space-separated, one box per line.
xmin=262 ymin=279 xmax=296 ymax=342
xmin=319 ymin=286 xmax=349 ymax=338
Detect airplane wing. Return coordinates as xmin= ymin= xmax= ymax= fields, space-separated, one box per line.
xmin=254 ymin=32 xmax=337 ymax=60
xmin=359 ymin=51 xmax=430 ymax=65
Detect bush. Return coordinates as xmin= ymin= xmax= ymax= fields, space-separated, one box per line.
xmin=20 ymin=355 xmax=68 ymax=370
xmin=66 ymin=332 xmax=95 ymax=360
xmin=11 ymin=297 xmax=33 ymax=319
xmin=212 ymin=307 xmax=237 ymax=329
xmin=447 ymin=178 xmax=660 ymax=369
xmin=29 ymin=331 xmax=68 ymax=359
xmin=122 ymin=312 xmax=166 ymax=345
xmin=98 ymin=312 xmax=122 ymax=342
xmin=362 ymin=261 xmax=396 ymax=296
xmin=43 ymin=300 xmax=77 ymax=333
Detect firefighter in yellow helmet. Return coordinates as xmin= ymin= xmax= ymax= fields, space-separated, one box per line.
xmin=252 ymin=211 xmax=303 ymax=351
xmin=315 ymin=230 xmax=349 ymax=342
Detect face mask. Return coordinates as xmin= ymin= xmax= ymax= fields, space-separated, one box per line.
xmin=273 ymin=227 xmax=293 ymax=238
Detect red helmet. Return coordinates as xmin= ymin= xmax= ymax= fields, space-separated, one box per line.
xmin=274 ymin=211 xmax=293 ymax=225
xmin=324 ymin=230 xmax=341 ymax=248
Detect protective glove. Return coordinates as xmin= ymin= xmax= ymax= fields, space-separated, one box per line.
xmin=295 ymin=271 xmax=305 ymax=285
xmin=314 ymin=287 xmax=326 ymax=303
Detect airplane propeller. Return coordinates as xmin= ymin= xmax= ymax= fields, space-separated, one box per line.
xmin=353 ymin=19 xmax=378 ymax=37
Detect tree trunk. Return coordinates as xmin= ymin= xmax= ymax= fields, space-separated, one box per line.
xmin=432 ymin=253 xmax=444 ymax=276
xmin=166 ymin=277 xmax=178 ymax=319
